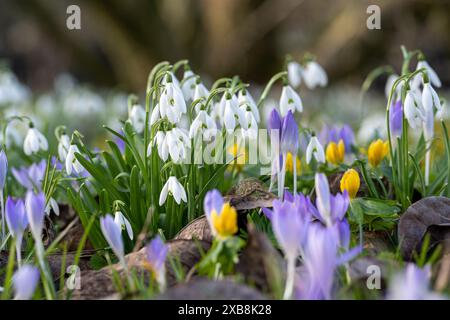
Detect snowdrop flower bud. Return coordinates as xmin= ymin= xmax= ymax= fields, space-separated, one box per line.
xmin=302 ymin=61 xmax=328 ymax=89
xmin=114 ymin=211 xmax=133 ymax=240
xmin=57 ymin=134 xmax=71 ymax=161
xmin=306 ymin=136 xmax=325 ymax=164
xmin=280 ymin=85 xmax=303 ymax=117
xmin=416 ymin=58 xmax=441 ymax=88
xmin=150 ymin=103 xmax=161 ymax=125
xmin=223 ymin=92 xmax=247 ymax=131
xmin=13 ymin=265 xmax=40 ymax=300
xmin=100 ymin=214 xmax=124 ymax=263
xmin=181 ymin=69 xmax=196 ymax=100
xmin=238 ymin=89 xmax=260 ymax=123
xmin=65 ymin=144 xmax=84 ymax=175
xmin=404 ymin=89 xmax=425 ymax=129
xmin=44 ymin=197 xmax=59 ymax=216
xmin=25 ymin=190 xmax=46 ymax=241
xmin=23 ymin=125 xmax=48 ymax=156
xmin=159 ymin=77 xmax=187 ymax=124
xmin=193 ymin=78 xmax=210 ymax=108
xmin=128 ymin=104 xmax=146 ymax=134
xmin=0 ymin=149 xmax=7 ymax=190
xmin=287 ymin=60 xmax=303 ymax=88
xmin=189 ymin=109 xmax=217 ymax=141
xmin=159 ymin=176 xmax=187 ymax=206
xmin=243 ymin=108 xmax=258 ymax=141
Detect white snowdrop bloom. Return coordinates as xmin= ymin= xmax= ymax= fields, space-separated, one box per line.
xmin=189 ymin=109 xmax=217 ymax=141
xmin=63 ymin=89 xmax=105 ymax=117
xmin=243 ymin=109 xmax=258 ymax=140
xmin=238 ymin=89 xmax=260 ymax=123
xmin=0 ymin=71 xmax=30 ymax=105
xmin=114 ymin=211 xmax=133 ymax=240
xmin=436 ymin=100 xmax=446 ymax=121
xmin=421 ymin=83 xmax=442 ymax=141
xmin=65 ymin=144 xmax=84 ymax=175
xmin=165 ymin=128 xmax=190 ymax=163
xmin=415 ymin=60 xmax=441 ymax=88
xmin=193 ymin=82 xmax=210 ymax=112
xmin=404 ymin=89 xmax=425 ymax=129
xmin=58 ymin=134 xmax=71 ymax=161
xmin=148 ymin=131 xmax=167 ymax=160
xmin=45 ymin=197 xmax=60 ymax=216
xmin=23 ymin=127 xmax=48 ymax=156
xmin=280 ymin=85 xmax=303 ymax=116
xmin=287 ymin=61 xmax=303 ymax=88
xmin=302 ymin=61 xmax=328 ymax=89
xmin=306 ymin=136 xmax=325 ymax=164
xmin=159 ymin=176 xmax=187 ymax=206
xmin=223 ymin=93 xmax=248 ymax=131
xmin=162 ymin=72 xmax=181 ymax=88
xmin=128 ymin=104 xmax=146 ymax=133
xmin=150 ymin=103 xmax=161 ymax=125
xmin=159 ymin=79 xmax=187 ymax=124
xmin=181 ymin=69 xmax=196 ymax=100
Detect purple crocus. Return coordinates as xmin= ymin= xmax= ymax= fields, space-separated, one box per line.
xmin=0 ymin=149 xmax=7 ymax=190
xmin=100 ymin=214 xmax=125 ymax=264
xmin=13 ymin=265 xmax=40 ymax=300
xmin=145 ymin=235 xmax=169 ymax=289
xmin=6 ymin=197 xmax=28 ymax=265
xmin=25 ymin=190 xmax=46 ymax=240
xmin=12 ymin=160 xmax=46 ymax=190
xmin=281 ymin=110 xmax=299 ymax=155
xmin=319 ymin=124 xmax=355 ymax=153
xmin=390 ymin=100 xmax=403 ymax=138
xmin=204 ymin=189 xmax=225 ymax=237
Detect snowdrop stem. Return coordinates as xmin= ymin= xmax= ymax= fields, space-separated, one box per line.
xmin=257 ymin=71 xmax=288 ymax=107
xmin=283 ymin=256 xmax=296 ymax=300
xmin=280 ymin=153 xmax=287 ymax=200
xmin=425 ymin=148 xmax=431 ymax=186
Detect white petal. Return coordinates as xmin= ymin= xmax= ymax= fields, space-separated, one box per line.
xmin=159 ymin=180 xmax=170 ymax=206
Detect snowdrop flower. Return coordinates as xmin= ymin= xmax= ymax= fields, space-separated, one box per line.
xmin=238 ymin=89 xmax=260 ymax=123
xmin=302 ymin=61 xmax=328 ymax=89
xmin=147 ymin=131 xmax=167 ymax=160
xmin=222 ymin=92 xmax=247 ymax=131
xmin=145 ymin=235 xmax=168 ymax=290
xmin=181 ymin=69 xmax=196 ymax=100
xmin=150 ymin=104 xmax=161 ymax=125
xmin=25 ymin=191 xmax=46 ymax=241
xmin=13 ymin=265 xmax=40 ymax=300
xmin=23 ymin=125 xmax=48 ymax=156
xmin=100 ymin=214 xmax=125 ymax=264
xmin=128 ymin=104 xmax=146 ymax=133
xmin=114 ymin=211 xmax=133 ymax=240
xmin=65 ymin=144 xmax=84 ymax=175
xmin=165 ymin=128 xmax=190 ymax=163
xmin=404 ymin=89 xmax=425 ymax=129
xmin=189 ymin=109 xmax=217 ymax=141
xmin=192 ymin=80 xmax=210 ymax=107
xmin=287 ymin=60 xmax=303 ymax=88
xmin=44 ymin=197 xmax=59 ymax=217
xmin=6 ymin=197 xmax=28 ymax=265
xmin=57 ymin=134 xmax=71 ymax=161
xmin=414 ymin=58 xmax=441 ymax=88
xmin=159 ymin=176 xmax=187 ymax=206
xmin=159 ymin=77 xmax=187 ymax=124
xmin=243 ymin=108 xmax=258 ymax=141
xmin=280 ymin=85 xmax=303 ymax=116
xmin=306 ymin=136 xmax=325 ymax=164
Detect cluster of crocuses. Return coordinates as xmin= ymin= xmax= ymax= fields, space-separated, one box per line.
xmin=263 ymin=172 xmax=361 ymax=300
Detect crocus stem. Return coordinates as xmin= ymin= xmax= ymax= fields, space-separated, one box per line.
xmin=277 ymin=155 xmax=282 ymax=198
xmin=280 ymin=153 xmax=287 ymax=199
xmin=425 ymin=148 xmax=431 ymax=186
xmin=15 ymin=235 xmax=23 ymax=268
xmin=283 ymin=256 xmax=296 ymax=300
xmin=0 ymin=190 xmax=4 ymax=243
xmin=293 ymin=155 xmax=297 ymax=194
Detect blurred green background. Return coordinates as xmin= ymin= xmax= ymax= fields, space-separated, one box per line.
xmin=1 ymin=0 xmax=449 ymax=92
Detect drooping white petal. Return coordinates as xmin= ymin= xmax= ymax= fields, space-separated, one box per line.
xmin=287 ymin=61 xmax=303 ymax=88
xmin=303 ymin=61 xmax=328 ymax=89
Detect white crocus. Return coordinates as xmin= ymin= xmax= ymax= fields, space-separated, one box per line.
xmin=45 ymin=197 xmax=60 ymax=216
xmin=223 ymin=93 xmax=248 ymax=131
xmin=302 ymin=61 xmax=328 ymax=89
xmin=181 ymin=69 xmax=196 ymax=100
xmin=65 ymin=144 xmax=84 ymax=175
xmin=159 ymin=80 xmax=187 ymax=124
xmin=189 ymin=110 xmax=217 ymax=141
xmin=238 ymin=89 xmax=260 ymax=123
xmin=159 ymin=176 xmax=187 ymax=206
xmin=57 ymin=134 xmax=71 ymax=161
xmin=415 ymin=60 xmax=441 ymax=88
xmin=306 ymin=136 xmax=325 ymax=164
xmin=23 ymin=127 xmax=48 ymax=156
xmin=287 ymin=61 xmax=303 ymax=88
xmin=404 ymin=89 xmax=425 ymax=129
xmin=280 ymin=85 xmax=303 ymax=116
xmin=114 ymin=211 xmax=133 ymax=240
xmin=128 ymin=104 xmax=146 ymax=134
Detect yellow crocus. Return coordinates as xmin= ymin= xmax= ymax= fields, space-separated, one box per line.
xmin=227 ymin=143 xmax=247 ymax=172
xmin=368 ymin=139 xmax=389 ymax=167
xmin=211 ymin=202 xmax=238 ymax=240
xmin=326 ymin=139 xmax=345 ymax=165
xmin=340 ymin=168 xmax=360 ymax=199
xmin=286 ymin=152 xmax=301 ymax=174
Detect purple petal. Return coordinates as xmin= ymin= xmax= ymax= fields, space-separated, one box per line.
xmin=146 ymin=235 xmax=168 ymax=273
xmin=204 ymin=189 xmax=223 ymax=218
xmin=100 ymin=214 xmax=124 ymax=260
xmin=13 ymin=265 xmax=40 ymax=300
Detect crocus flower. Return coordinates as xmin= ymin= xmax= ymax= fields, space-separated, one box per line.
xmin=25 ymin=190 xmax=46 ymax=241
xmin=325 ymin=140 xmax=345 ymax=165
xmin=285 ymin=152 xmax=301 ymax=174
xmin=280 ymin=111 xmax=299 ymax=194
xmin=387 ymin=263 xmax=444 ymax=300
xmin=6 ymin=197 xmax=28 ymax=265
xmin=159 ymin=176 xmax=187 ymax=206
xmin=319 ymin=125 xmax=354 ymax=152
xmin=12 ymin=160 xmax=46 ymax=190
xmin=389 ymin=100 xmax=403 ymax=138
xmin=306 ymin=136 xmax=325 ymax=164
xmin=0 ymin=149 xmax=7 ymax=190
xmin=302 ymin=61 xmax=328 ymax=89
xmin=23 ymin=125 xmax=48 ymax=156
xmin=145 ymin=235 xmax=169 ymax=289
xmin=340 ymin=169 xmax=360 ymax=199
xmin=204 ymin=189 xmax=238 ymax=240
xmin=128 ymin=104 xmax=146 ymax=134
xmin=57 ymin=133 xmax=71 ymax=161
xmin=100 ymin=214 xmax=125 ymax=263
xmin=13 ymin=265 xmax=40 ymax=300
xmin=114 ymin=211 xmax=133 ymax=240
xmin=368 ymin=139 xmax=388 ymax=168
xmin=280 ymin=85 xmax=303 ymax=116
xmin=287 ymin=60 xmax=303 ymax=88
xmin=159 ymin=77 xmax=187 ymax=124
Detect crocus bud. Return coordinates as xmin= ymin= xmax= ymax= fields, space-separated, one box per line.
xmin=145 ymin=235 xmax=168 ymax=289
xmin=6 ymin=197 xmax=28 ymax=239
xmin=389 ymin=100 xmax=403 ymax=138
xmin=281 ymin=111 xmax=299 ymax=155
xmin=25 ymin=191 xmax=46 ymax=240
xmin=340 ymin=169 xmax=360 ymax=199
xmin=368 ymin=139 xmax=388 ymax=168
xmin=13 ymin=265 xmax=40 ymax=300
xmin=325 ymin=140 xmax=345 ymax=165
xmin=100 ymin=214 xmax=124 ymax=263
